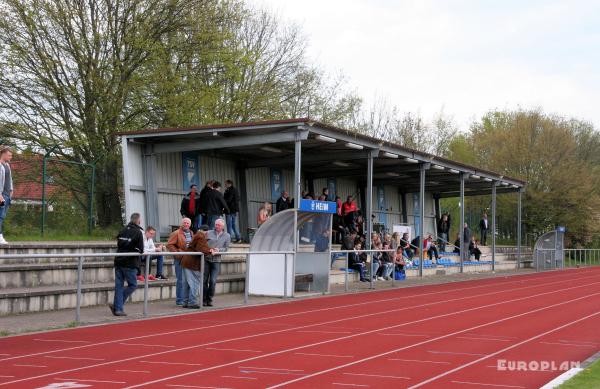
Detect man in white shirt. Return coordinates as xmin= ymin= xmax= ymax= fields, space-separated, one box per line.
xmin=141 ymin=226 xmax=167 ymax=281
xmin=0 ymin=146 xmax=13 ymax=244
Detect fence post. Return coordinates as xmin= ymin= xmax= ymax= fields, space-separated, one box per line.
xmin=75 ymin=256 xmax=84 ymax=323
xmin=283 ymin=253 xmax=288 ymax=298
xmin=199 ymin=254 xmax=205 ymax=310
xmin=345 ymin=252 xmax=349 ymax=292
xmin=143 ymin=254 xmax=150 ymax=317
xmin=244 ymin=252 xmax=249 ymax=305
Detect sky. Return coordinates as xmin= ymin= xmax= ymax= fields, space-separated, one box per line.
xmin=247 ymin=0 xmax=600 ymax=130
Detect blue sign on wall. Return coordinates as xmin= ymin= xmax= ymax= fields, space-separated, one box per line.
xmin=377 ymin=186 xmax=387 ymax=226
xmin=182 ymin=152 xmax=200 ymax=189
xmin=327 ymin=178 xmax=336 ymax=201
xmin=413 ymin=192 xmax=420 ymax=236
xmin=271 ymin=169 xmax=284 ymax=201
xmin=299 ymin=199 xmax=336 ymax=214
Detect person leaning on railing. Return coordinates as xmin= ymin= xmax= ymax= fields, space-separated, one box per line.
xmin=167 ymin=217 xmax=194 ymax=306
xmin=180 ymin=225 xmax=212 ymax=309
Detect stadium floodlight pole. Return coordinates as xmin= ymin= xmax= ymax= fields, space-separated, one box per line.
xmin=491 ymin=181 xmax=497 ymax=271
xmin=294 ymin=134 xmax=302 ymax=205
xmin=418 ymin=163 xmax=427 ymax=278
xmin=459 ymin=172 xmax=465 ymax=273
xmin=366 ymin=150 xmax=374 ymax=289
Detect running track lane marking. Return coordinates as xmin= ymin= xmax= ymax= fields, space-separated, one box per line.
xmin=33 ymin=339 xmax=90 ymax=344
xmin=121 ymin=280 xmax=600 ymax=388
xmin=428 ymin=351 xmax=487 ymax=356
xmin=140 ymin=361 xmax=203 ymax=366
xmin=295 ymin=353 xmax=354 ymax=358
xmin=389 ymin=358 xmax=451 ymax=364
xmin=45 ymin=356 xmax=105 ymax=361
xmin=332 ymin=383 xmax=369 ymax=387
xmin=6 ymin=276 xmax=598 ymax=388
xmin=456 ymin=336 xmax=511 ymax=342
xmin=0 ymin=269 xmax=586 ymax=363
xmin=539 ymin=341 xmax=595 ymax=347
xmin=451 ymin=380 xmax=525 ymax=388
xmin=343 ymin=373 xmax=410 ymax=380
xmin=239 ymin=370 xmax=305 ymax=376
xmin=263 ymin=289 xmax=600 ymax=388
xmin=206 ymin=347 xmax=262 ymax=353
xmin=55 ymin=378 xmax=125 ymax=384
xmin=221 ymin=375 xmax=256 ymax=380
xmin=238 ymin=367 xmax=304 ymax=372
xmin=407 ymin=311 xmax=600 ymax=388
xmin=119 ymin=343 xmax=175 ymax=348
xmin=166 ymin=386 xmax=232 ymax=389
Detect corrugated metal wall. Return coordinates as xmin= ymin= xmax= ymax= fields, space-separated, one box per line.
xmin=200 ymin=156 xmax=237 ymax=187
xmin=246 ymin=167 xmax=271 ymax=228
xmin=405 ymin=192 xmax=437 ymax=237
xmin=127 ymin=143 xmax=147 ymax=222
xmin=370 ymin=185 xmax=403 ymax=233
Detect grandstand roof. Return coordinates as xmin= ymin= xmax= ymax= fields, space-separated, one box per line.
xmin=118 ymin=118 xmax=525 ymax=197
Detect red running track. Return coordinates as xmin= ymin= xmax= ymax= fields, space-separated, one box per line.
xmin=2 ymin=268 xmax=600 ymax=388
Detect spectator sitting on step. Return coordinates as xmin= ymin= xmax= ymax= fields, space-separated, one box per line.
xmin=370 ymin=232 xmax=383 ymax=280
xmin=141 ymin=226 xmax=167 ymax=281
xmin=379 ymin=241 xmax=394 ymax=280
xmin=348 ymin=241 xmax=368 ymax=282
xmin=394 ymin=247 xmax=406 ymax=272
xmin=167 ymin=217 xmax=194 ymax=306
xmin=425 ymin=235 xmax=440 ymax=262
xmin=453 ymin=233 xmax=461 ymax=255
xmin=180 ymin=225 xmax=212 ymax=309
xmin=257 ymin=202 xmax=272 ymax=228
xmin=469 ymin=236 xmax=482 ymax=261
xmin=400 ymin=232 xmax=413 ymax=258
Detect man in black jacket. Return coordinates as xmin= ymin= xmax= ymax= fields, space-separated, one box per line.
xmin=205 ymin=181 xmax=230 ymax=229
xmin=110 ymin=213 xmax=144 ymax=316
xmin=180 ymin=184 xmax=201 ymax=232
xmin=224 ymin=179 xmax=241 ymax=243
xmin=275 ymin=191 xmax=292 ymax=213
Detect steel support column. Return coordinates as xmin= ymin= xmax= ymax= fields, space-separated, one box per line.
xmin=459 ymin=173 xmax=465 ymax=273
xmin=367 ymin=151 xmax=374 ymax=288
xmin=491 ymin=181 xmax=497 ymax=271
xmin=418 ymin=163 xmax=427 ymax=277
xmin=143 ymin=145 xmax=160 ymax=238
xmin=294 ymin=137 xmax=302 ymax=206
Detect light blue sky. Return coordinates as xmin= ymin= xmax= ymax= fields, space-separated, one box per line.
xmin=248 ymin=0 xmax=600 ymax=129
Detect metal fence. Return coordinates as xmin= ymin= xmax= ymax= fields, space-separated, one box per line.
xmin=331 ymin=249 xmax=399 ymax=292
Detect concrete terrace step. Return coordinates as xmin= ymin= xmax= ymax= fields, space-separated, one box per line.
xmin=0 ymin=274 xmax=246 ymax=315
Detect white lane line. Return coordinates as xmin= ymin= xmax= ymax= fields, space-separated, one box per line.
xmin=456 ymin=336 xmax=511 ymax=342
xmin=239 ymin=366 xmax=304 ymax=372
xmin=451 ymin=380 xmax=525 ymax=388
xmin=13 ymin=364 xmax=47 ymax=368
xmin=119 ymin=343 xmax=175 ymax=348
xmin=559 ymin=339 xmax=597 ymax=345
xmin=116 ymin=369 xmax=151 ymax=373
xmin=344 ymin=373 xmax=410 ymax=380
xmin=239 ymin=370 xmax=305 ymax=376
xmin=388 ymin=358 xmax=451 ymax=364
xmin=206 ymin=347 xmax=262 ymax=353
xmin=298 ymin=330 xmax=352 ymax=334
xmin=2 ymin=269 xmax=581 ymax=364
xmin=45 ymin=356 xmax=106 ymax=361
xmin=379 ymin=333 xmax=431 ymax=337
xmin=140 ymin=361 xmax=203 ymax=366
xmin=467 ymin=334 xmax=517 ymax=339
xmin=428 ymin=351 xmax=486 ymax=356
xmin=34 ymin=339 xmax=90 ymax=343
xmin=540 ymin=341 xmax=595 ymax=347
xmin=5 ymin=275 xmax=598 ymax=388
xmin=407 ymin=311 xmax=600 ymax=388
xmin=56 ymin=378 xmax=126 ymax=384
xmin=263 ymin=287 xmax=600 ymax=389
xmin=333 ymin=383 xmax=369 ymax=387
xmin=221 ymin=375 xmax=256 ymax=380
xmin=167 ymin=385 xmax=232 ymax=389
xmin=295 ymin=352 xmax=354 ymax=358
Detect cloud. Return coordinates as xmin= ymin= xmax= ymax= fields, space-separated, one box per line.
xmin=248 ymin=0 xmax=600 ymax=128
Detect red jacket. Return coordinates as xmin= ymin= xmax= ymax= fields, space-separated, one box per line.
xmin=341 ymin=201 xmax=357 ymax=216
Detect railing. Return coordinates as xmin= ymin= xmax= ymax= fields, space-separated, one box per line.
xmin=564 ymin=249 xmax=600 ymax=268
xmin=0 ymin=252 xmax=205 ymax=323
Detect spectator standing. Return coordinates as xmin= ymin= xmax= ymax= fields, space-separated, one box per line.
xmin=204 ymin=181 xmax=229 ymax=229
xmin=437 ymin=212 xmax=451 ymax=252
xmin=180 ymin=225 xmax=212 ymax=309
xmin=180 ymin=184 xmax=201 ymax=232
xmin=257 ymin=202 xmax=272 ymax=227
xmin=110 ymin=213 xmax=144 ymax=316
xmin=198 ymin=180 xmax=214 ymax=226
xmin=0 ymin=146 xmax=13 ymax=245
xmin=204 ymin=219 xmax=231 ymax=306
xmin=224 ymin=179 xmax=241 ymax=243
xmin=275 ymin=191 xmax=292 ymax=213
xmin=167 ymin=218 xmax=194 ymax=306
xmin=479 ymin=212 xmax=489 ymax=246
xmin=463 ymin=223 xmax=472 ymax=261
xmin=341 ymin=195 xmax=358 ymax=230
xmin=142 ymin=226 xmax=166 ymax=281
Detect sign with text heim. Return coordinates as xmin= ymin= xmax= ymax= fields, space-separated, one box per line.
xmin=299 ymin=199 xmax=336 ymax=214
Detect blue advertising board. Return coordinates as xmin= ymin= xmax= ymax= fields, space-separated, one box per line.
xmin=270 ymin=169 xmax=284 ymax=201
xmin=182 ymin=152 xmax=200 ymax=189
xmin=299 ymin=199 xmax=336 ymax=214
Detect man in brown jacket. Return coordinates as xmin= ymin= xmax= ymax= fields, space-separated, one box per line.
xmin=181 ymin=226 xmax=212 ymax=308
xmin=167 ymin=218 xmax=193 ymax=306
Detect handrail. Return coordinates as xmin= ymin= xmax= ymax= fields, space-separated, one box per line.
xmin=331 ymin=248 xmax=398 ymax=291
